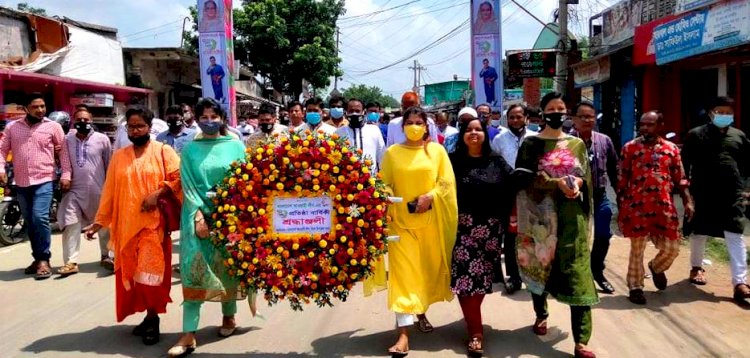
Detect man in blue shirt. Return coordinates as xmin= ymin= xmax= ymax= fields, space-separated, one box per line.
xmin=207 ymin=56 xmax=225 ymax=102
xmin=156 ymin=105 xmax=196 ymax=155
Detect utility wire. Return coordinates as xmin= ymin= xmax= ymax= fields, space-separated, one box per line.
xmin=339 ymin=1 xmax=469 ymax=29
xmin=121 ymin=18 xmax=184 ymax=38
xmin=338 ymin=0 xmax=421 ymax=21
xmin=351 ymin=19 xmax=470 ymax=75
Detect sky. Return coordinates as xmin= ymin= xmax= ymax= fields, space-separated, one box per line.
xmin=1 ymin=0 xmax=614 ymax=98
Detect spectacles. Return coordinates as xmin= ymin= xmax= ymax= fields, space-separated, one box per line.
xmin=127 ymin=124 xmax=149 ymax=132
xmin=74 ymin=118 xmax=89 ymax=121
xmin=575 ymin=115 xmax=596 ymax=121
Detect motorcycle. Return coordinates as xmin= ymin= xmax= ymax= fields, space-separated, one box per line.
xmin=0 ymin=164 xmax=61 ymax=246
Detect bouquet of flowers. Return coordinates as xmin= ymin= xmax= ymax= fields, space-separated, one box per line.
xmin=210 ymin=131 xmax=389 ymax=310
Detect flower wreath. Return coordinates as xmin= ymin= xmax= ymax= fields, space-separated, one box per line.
xmin=210 ymin=131 xmax=389 ymax=310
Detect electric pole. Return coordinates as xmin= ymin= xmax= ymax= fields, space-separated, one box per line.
xmin=556 ymin=0 xmax=569 ymax=94
xmin=331 ymin=28 xmax=341 ymax=97
xmin=409 ymin=59 xmax=425 ymax=94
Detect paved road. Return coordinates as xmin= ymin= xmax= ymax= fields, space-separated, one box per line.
xmin=1 ymin=232 xmax=748 ymax=358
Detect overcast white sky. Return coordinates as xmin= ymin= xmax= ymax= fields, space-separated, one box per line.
xmin=1 ymin=0 xmax=614 ymax=97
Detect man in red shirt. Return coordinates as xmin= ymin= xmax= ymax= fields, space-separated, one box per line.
xmin=617 ymin=111 xmax=694 ymax=304
xmin=0 ymin=93 xmax=71 ymax=280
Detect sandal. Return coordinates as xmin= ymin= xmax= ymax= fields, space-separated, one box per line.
xmin=689 ymin=267 xmax=707 ymax=285
xmin=24 ymin=260 xmax=38 ymax=275
xmin=505 ymin=279 xmax=522 ymax=294
xmin=734 ymin=283 xmax=750 ymax=303
xmin=388 ymin=347 xmax=409 ymax=358
xmin=467 ymin=335 xmax=484 ymax=357
xmin=168 ymin=340 xmax=197 ymax=358
xmin=532 ymin=318 xmax=547 ymax=336
xmin=574 ymin=346 xmax=597 ymax=358
xmin=101 ymin=256 xmax=115 ymax=272
xmin=218 ymin=316 xmax=237 ymax=337
xmin=35 ymin=261 xmax=52 ymax=280
xmin=141 ymin=317 xmax=160 ymax=345
xmin=57 ymin=263 xmax=79 ymax=277
xmin=415 ymin=315 xmax=434 ymax=333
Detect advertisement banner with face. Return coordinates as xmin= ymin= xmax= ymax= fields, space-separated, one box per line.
xmin=198 ymin=0 xmax=224 ymax=32
xmin=471 ymin=0 xmax=502 ymax=110
xmin=197 ymin=0 xmax=236 ymax=125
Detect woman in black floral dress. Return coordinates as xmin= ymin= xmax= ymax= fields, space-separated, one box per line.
xmin=449 ymin=114 xmax=514 ymax=356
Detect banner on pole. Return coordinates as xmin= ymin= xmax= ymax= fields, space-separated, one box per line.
xmin=197 ymin=0 xmax=236 ymax=125
xmin=470 ymin=0 xmax=503 ymax=110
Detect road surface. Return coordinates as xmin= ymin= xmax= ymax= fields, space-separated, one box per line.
xmin=1 ymin=232 xmax=748 ymax=358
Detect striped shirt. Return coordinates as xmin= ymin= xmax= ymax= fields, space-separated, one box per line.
xmin=0 ymin=118 xmax=71 ymax=187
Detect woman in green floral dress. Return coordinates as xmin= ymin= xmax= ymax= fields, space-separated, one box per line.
xmin=514 ymin=92 xmax=599 ymax=358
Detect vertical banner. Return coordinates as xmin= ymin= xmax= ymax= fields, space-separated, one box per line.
xmin=471 ymin=0 xmax=503 ymax=110
xmin=198 ymin=0 xmax=236 ymax=125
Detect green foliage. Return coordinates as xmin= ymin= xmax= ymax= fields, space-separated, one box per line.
xmin=578 ymin=36 xmax=590 ymax=61
xmin=17 ymin=2 xmax=47 ymax=15
xmin=183 ymin=5 xmax=199 ymax=56
xmin=184 ymin=0 xmax=344 ymax=98
xmin=341 ymin=85 xmax=399 ymax=109
xmin=237 ymin=0 xmax=345 ymax=97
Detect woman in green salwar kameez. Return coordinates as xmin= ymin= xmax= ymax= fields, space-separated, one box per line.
xmin=168 ymin=98 xmax=247 ymax=358
xmin=514 ymin=92 xmax=599 ymax=358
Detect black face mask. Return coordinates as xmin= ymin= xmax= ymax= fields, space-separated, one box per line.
xmin=167 ymin=120 xmax=183 ymax=132
xmin=128 ymin=134 xmax=150 ymax=147
xmin=544 ymin=112 xmax=565 ymax=130
xmin=74 ymin=122 xmax=92 ymax=135
xmin=279 ymin=115 xmax=290 ymax=126
xmin=348 ymin=114 xmax=363 ymax=128
xmin=260 ymin=122 xmax=274 ymax=134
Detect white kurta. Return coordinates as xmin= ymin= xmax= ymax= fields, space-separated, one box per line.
xmin=295 ymin=122 xmax=336 ymax=135
xmin=490 ymin=128 xmax=537 ymax=169
xmin=58 ymin=131 xmax=112 ymax=228
xmin=335 ymin=124 xmax=385 ymax=173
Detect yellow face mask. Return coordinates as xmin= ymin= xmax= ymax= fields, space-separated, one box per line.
xmin=404 ymin=124 xmax=426 ymax=141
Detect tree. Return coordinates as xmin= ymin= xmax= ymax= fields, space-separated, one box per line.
xmin=341 ymin=85 xmax=399 ymax=109
xmin=236 ymin=0 xmax=344 ymax=98
xmin=577 ymin=36 xmax=590 ymax=60
xmin=17 ymin=2 xmax=46 ymax=15
xmin=183 ymin=0 xmax=344 ymax=98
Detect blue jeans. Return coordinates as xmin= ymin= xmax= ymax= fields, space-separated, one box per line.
xmin=17 ymin=181 xmax=53 ymax=262
xmin=591 ymin=191 xmax=613 ymax=278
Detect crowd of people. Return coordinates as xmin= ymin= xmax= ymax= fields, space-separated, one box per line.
xmin=1 ymin=89 xmax=748 ymax=358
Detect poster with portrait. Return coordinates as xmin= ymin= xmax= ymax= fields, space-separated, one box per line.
xmin=197 ymin=0 xmax=236 ymax=125
xmin=470 ymin=0 xmax=502 ymax=110
xmin=198 ymin=0 xmax=225 ymax=33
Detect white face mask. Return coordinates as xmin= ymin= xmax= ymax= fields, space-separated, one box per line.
xmin=490 ymin=119 xmax=501 ymax=127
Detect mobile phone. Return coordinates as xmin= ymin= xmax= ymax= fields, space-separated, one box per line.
xmin=407 ymin=200 xmax=431 ymax=213
xmin=407 ymin=200 xmax=418 ymax=214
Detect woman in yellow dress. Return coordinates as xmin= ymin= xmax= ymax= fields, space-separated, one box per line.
xmin=379 ymin=106 xmax=458 ymax=357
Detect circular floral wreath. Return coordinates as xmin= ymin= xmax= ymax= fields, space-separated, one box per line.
xmin=210 ymin=131 xmax=389 ymax=310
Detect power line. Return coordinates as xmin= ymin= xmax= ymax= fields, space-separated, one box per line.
xmin=121 ymin=18 xmax=184 ymax=38
xmin=350 ymin=18 xmax=470 ymax=76
xmin=126 ymin=26 xmax=183 ymax=43
xmin=339 ymin=1 xmax=469 ymax=29
xmin=338 ymin=0 xmax=421 ymax=21
xmin=341 ymin=0 xmax=464 ymax=57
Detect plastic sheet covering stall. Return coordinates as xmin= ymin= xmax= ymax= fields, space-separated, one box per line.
xmin=39 ymin=25 xmax=125 ymax=85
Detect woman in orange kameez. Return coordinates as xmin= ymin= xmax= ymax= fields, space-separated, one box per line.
xmin=85 ymin=105 xmax=181 ymax=346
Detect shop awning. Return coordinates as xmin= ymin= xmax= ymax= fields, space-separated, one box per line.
xmin=571 ymin=54 xmax=611 ymax=88
xmin=0 ymin=68 xmax=151 ymax=101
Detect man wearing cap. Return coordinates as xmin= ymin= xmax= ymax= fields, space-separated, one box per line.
xmin=386 ymin=92 xmax=439 ymax=147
